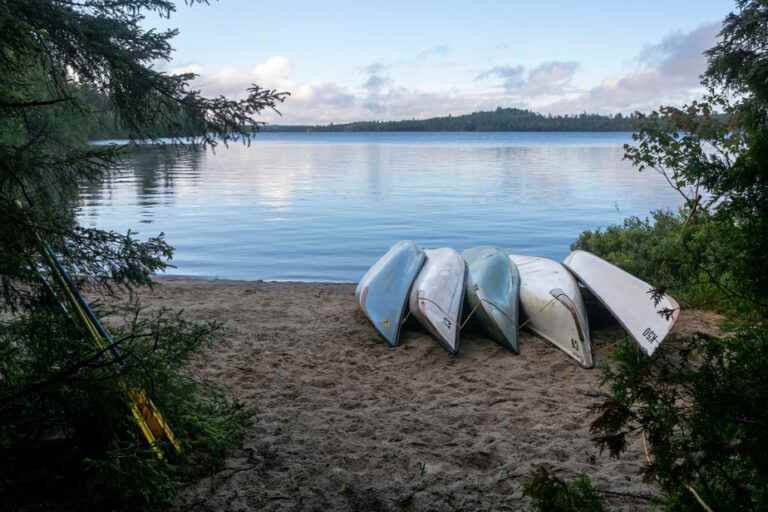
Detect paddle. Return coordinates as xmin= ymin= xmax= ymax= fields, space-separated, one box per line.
xmin=24 ymin=203 xmax=181 ymax=459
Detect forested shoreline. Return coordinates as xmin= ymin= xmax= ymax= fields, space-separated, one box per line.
xmin=84 ymin=102 xmax=641 ymax=140
xmin=263 ymin=107 xmax=639 ymax=132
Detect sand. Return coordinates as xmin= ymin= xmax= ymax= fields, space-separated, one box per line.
xmin=127 ymin=278 xmax=721 ymax=511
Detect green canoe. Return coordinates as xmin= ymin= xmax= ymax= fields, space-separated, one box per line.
xmin=463 ymin=246 xmax=521 ymax=352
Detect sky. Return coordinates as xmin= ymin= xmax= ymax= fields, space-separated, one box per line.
xmin=148 ymin=1 xmax=736 ymax=125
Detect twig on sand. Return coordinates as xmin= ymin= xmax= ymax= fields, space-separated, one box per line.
xmin=598 ymin=489 xmax=659 ymax=502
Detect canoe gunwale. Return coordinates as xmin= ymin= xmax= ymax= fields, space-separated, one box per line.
xmin=414 ymin=292 xmax=452 ymax=318
xmin=523 ymin=324 xmax=593 ymax=369
xmin=478 ymin=295 xmax=517 ymax=326
xmin=552 ymin=290 xmax=592 ymax=368
xmin=549 ymin=288 xmax=588 ymax=344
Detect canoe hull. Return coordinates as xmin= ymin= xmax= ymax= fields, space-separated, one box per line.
xmin=463 ymin=246 xmax=520 ymax=352
xmin=355 ymin=241 xmax=426 ymax=346
xmin=509 ymin=255 xmax=593 ymax=368
xmin=563 ymin=250 xmax=679 ymax=356
xmin=409 ymin=248 xmax=467 ymax=354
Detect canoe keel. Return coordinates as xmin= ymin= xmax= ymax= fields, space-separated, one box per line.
xmin=409 ymin=248 xmax=466 ymax=354
xmin=463 ymin=246 xmax=521 ymax=353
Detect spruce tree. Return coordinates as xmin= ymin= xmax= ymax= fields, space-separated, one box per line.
xmin=0 ymin=2 xmax=286 ymax=509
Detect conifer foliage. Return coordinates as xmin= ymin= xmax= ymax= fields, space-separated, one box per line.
xmin=0 ymin=1 xmax=286 ymax=509
xmin=575 ymin=2 xmax=768 ymax=510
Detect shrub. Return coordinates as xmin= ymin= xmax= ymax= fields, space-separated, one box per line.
xmin=524 ymin=467 xmax=610 ymax=512
xmin=0 ymin=300 xmax=251 ymax=511
xmin=572 ymin=209 xmax=755 ymax=313
xmin=591 ymin=327 xmax=768 ymax=511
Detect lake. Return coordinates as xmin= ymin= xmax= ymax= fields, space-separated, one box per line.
xmin=79 ymin=132 xmax=682 ymax=282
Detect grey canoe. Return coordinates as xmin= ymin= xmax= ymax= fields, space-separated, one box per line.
xmin=509 ymin=254 xmax=594 ymax=368
xmin=463 ymin=246 xmax=521 ymax=352
xmin=355 ymin=241 xmax=426 ymax=347
xmin=409 ymin=248 xmax=467 ymax=354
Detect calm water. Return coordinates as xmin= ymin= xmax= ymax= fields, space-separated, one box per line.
xmin=79 ymin=132 xmax=682 ymax=282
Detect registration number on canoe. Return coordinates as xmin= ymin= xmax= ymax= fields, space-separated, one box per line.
xmin=642 ymin=327 xmax=659 ymax=345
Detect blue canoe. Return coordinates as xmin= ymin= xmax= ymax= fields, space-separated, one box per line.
xmin=355 ymin=241 xmax=426 ymax=346
xmin=463 ymin=246 xmax=521 ymax=352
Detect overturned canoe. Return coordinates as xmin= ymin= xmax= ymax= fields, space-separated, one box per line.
xmin=563 ymin=250 xmax=679 ymax=356
xmin=463 ymin=246 xmax=521 ymax=352
xmin=409 ymin=248 xmax=467 ymax=354
xmin=355 ymin=241 xmax=426 ymax=347
xmin=509 ymin=255 xmax=593 ymax=368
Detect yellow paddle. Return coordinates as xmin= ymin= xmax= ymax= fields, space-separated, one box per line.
xmin=35 ymin=233 xmax=181 ymax=459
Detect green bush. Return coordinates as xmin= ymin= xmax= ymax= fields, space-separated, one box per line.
xmin=572 ymin=209 xmax=754 ymax=313
xmin=0 ymin=301 xmax=251 ymax=511
xmin=591 ymin=327 xmax=768 ymax=511
xmin=524 ymin=467 xmax=610 ymax=512
xmin=572 ymin=4 xmax=768 ymax=511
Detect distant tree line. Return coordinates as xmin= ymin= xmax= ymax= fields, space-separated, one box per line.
xmin=83 ymin=97 xmax=716 ymax=138
xmin=264 ymin=107 xmax=642 ymax=132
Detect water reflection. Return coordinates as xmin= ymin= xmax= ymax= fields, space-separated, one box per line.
xmin=78 ymin=132 xmax=683 ymax=282
xmin=80 ymin=146 xmax=205 ymax=224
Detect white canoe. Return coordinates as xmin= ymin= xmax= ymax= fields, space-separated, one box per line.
xmin=355 ymin=241 xmax=426 ymax=347
xmin=509 ymin=255 xmax=593 ymax=368
xmin=563 ymin=250 xmax=679 ymax=356
xmin=409 ymin=248 xmax=467 ymax=354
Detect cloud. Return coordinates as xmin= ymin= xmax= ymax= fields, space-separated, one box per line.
xmin=292 ymin=82 xmax=355 ymax=108
xmin=475 ymin=65 xmax=526 ymax=90
xmin=546 ymin=22 xmax=719 ymax=114
xmin=475 ymin=65 xmax=524 ymax=81
xmin=169 ymin=64 xmax=203 ymax=76
xmin=638 ymin=24 xmax=716 ymax=80
xmin=476 ymin=62 xmax=578 ymax=96
xmin=356 ymin=86 xmax=504 ymax=121
xmin=363 ymin=74 xmax=392 ymax=94
xmin=170 ymin=56 xmax=497 ymax=124
xmin=252 ymin=56 xmax=292 ymax=83
xmin=362 ymin=62 xmax=387 ymax=75
xmin=173 ymin=22 xmax=720 ymax=124
xmin=273 ymin=86 xmax=501 ymax=125
xmin=415 ymin=44 xmax=450 ymax=60
xmin=182 ymin=55 xmax=294 ymax=99
xmin=360 ymin=61 xmax=395 ymax=111
xmin=525 ymin=61 xmax=580 ymax=94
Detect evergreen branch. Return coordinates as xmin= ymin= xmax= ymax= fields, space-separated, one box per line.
xmin=0 ymin=97 xmax=73 ymax=109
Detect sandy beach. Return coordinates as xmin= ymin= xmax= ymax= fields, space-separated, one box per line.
xmin=127 ymin=278 xmax=719 ymax=511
